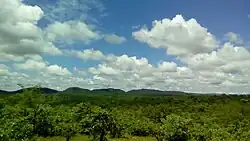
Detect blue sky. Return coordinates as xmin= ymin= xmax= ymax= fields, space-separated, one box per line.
xmin=24 ymin=0 xmax=250 ymax=69
xmin=1 ymin=0 xmax=250 ymax=93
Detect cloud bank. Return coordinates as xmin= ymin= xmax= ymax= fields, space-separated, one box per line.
xmin=1 ymin=1 xmax=250 ymax=94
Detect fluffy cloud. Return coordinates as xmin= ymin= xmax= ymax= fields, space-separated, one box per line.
xmin=45 ymin=65 xmax=72 ymax=76
xmin=2 ymin=48 xmax=250 ymax=93
xmin=180 ymin=41 xmax=250 ymax=88
xmin=132 ymin=15 xmax=250 ymax=90
xmin=47 ymin=22 xmax=126 ymax=45
xmin=133 ymin=15 xmax=219 ymax=56
xmin=14 ymin=59 xmax=47 ymax=70
xmin=103 ymin=34 xmax=127 ymax=44
xmin=2 ymin=10 xmax=250 ymax=94
xmin=0 ymin=0 xmax=62 ymax=58
xmin=81 ymin=43 xmax=250 ymax=93
xmin=184 ymin=43 xmax=250 ymax=71
xmin=157 ymin=61 xmax=177 ymax=72
xmin=0 ymin=71 xmax=30 ymax=91
xmin=0 ymin=53 xmax=25 ymax=62
xmin=0 ymin=0 xmax=43 ymax=23
xmin=184 ymin=52 xmax=223 ymax=70
xmin=0 ymin=53 xmax=44 ymax=62
xmin=0 ymin=64 xmax=10 ymax=76
xmin=13 ymin=57 xmax=72 ymax=76
xmin=64 ymin=49 xmax=106 ymax=61
xmin=89 ymin=64 xmax=120 ymax=76
xmin=224 ymin=32 xmax=243 ymax=45
xmin=73 ymin=67 xmax=88 ymax=76
xmin=6 ymin=43 xmax=250 ymax=93
xmin=0 ymin=72 xmax=91 ymax=91
xmin=86 ymin=53 xmax=199 ymax=91
xmin=46 ymin=21 xmax=100 ymax=44
xmin=107 ymin=55 xmax=151 ymax=71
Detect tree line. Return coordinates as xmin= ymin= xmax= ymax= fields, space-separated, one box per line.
xmin=1 ymin=86 xmax=250 ymax=141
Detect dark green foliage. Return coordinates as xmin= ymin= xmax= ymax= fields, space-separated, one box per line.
xmin=52 ymin=106 xmax=78 ymax=141
xmin=29 ymin=104 xmax=54 ymax=137
xmin=1 ymin=86 xmax=250 ymax=141
xmin=149 ymin=114 xmax=191 ymax=141
xmin=1 ymin=105 xmax=34 ymax=141
xmin=88 ymin=108 xmax=115 ymax=141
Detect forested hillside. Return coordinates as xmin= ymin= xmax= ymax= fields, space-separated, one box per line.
xmin=1 ymin=87 xmax=250 ymax=141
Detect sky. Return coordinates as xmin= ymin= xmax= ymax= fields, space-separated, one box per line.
xmin=0 ymin=0 xmax=250 ymax=94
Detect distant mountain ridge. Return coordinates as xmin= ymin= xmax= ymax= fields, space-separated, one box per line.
xmin=0 ymin=87 xmax=205 ymax=96
xmin=0 ymin=90 xmax=15 ymax=94
xmin=0 ymin=87 xmax=58 ymax=95
xmin=128 ymin=89 xmax=188 ymax=96
xmin=61 ymin=87 xmax=90 ymax=93
xmin=91 ymin=88 xmax=125 ymax=93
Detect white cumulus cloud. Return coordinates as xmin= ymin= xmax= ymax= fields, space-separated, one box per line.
xmin=224 ymin=32 xmax=243 ymax=45
xmin=103 ymin=34 xmax=127 ymax=44
xmin=184 ymin=43 xmax=250 ymax=71
xmin=13 ymin=57 xmax=72 ymax=76
xmin=45 ymin=65 xmax=72 ymax=76
xmin=14 ymin=59 xmax=48 ymax=70
xmin=64 ymin=49 xmax=106 ymax=61
xmin=1 ymin=11 xmax=250 ymax=94
xmin=133 ymin=14 xmax=219 ymax=57
xmin=46 ymin=21 xmax=100 ymax=44
xmin=0 ymin=0 xmax=62 ymax=58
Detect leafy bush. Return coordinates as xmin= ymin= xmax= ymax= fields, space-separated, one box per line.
xmin=150 ymin=114 xmax=191 ymax=141
xmin=1 ymin=106 xmax=34 ymax=141
xmin=51 ymin=106 xmax=78 ymax=141
xmin=88 ymin=108 xmax=115 ymax=141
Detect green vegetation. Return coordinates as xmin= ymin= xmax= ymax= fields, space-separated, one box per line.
xmin=1 ymin=86 xmax=250 ymax=141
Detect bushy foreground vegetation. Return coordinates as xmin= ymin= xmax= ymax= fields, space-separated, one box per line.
xmin=1 ymin=86 xmax=250 ymax=141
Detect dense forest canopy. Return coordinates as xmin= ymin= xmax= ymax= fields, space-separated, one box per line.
xmin=1 ymin=87 xmax=250 ymax=141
